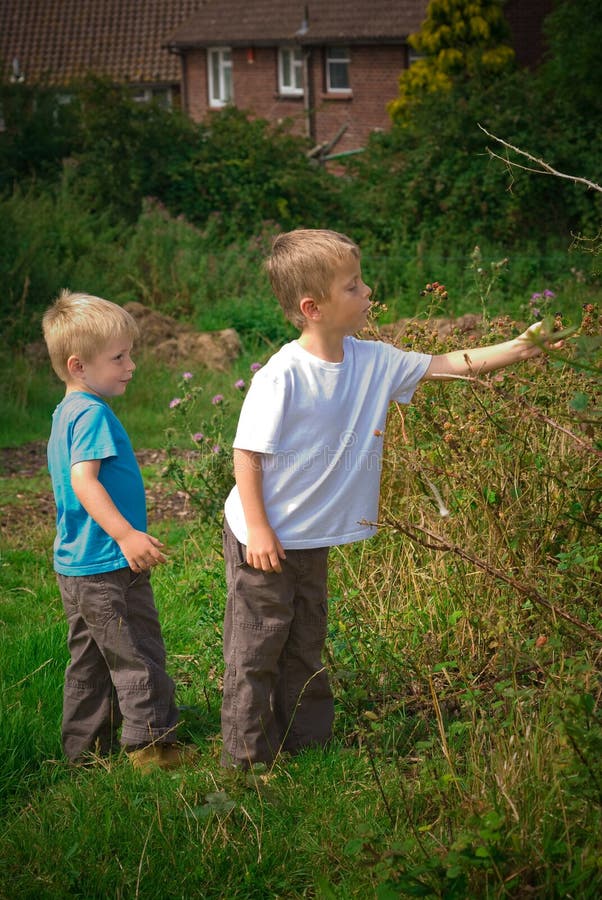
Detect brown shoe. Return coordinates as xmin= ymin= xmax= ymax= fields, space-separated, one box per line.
xmin=127 ymin=743 xmax=198 ymax=774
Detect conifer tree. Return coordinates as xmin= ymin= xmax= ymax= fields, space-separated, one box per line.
xmin=389 ymin=0 xmax=515 ymax=122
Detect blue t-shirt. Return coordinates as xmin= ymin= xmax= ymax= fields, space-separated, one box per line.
xmin=47 ymin=392 xmax=147 ymax=576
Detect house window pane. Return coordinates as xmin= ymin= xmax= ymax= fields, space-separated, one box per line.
xmin=279 ymin=47 xmax=304 ymax=95
xmin=327 ymin=46 xmax=350 ymax=91
xmin=211 ymin=53 xmax=220 ymax=91
xmin=223 ymin=61 xmax=232 ymax=99
xmin=208 ymin=47 xmax=233 ymax=107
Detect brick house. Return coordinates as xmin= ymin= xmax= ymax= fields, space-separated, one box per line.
xmin=1 ymin=0 xmax=553 ymax=150
xmin=166 ymin=0 xmax=553 ymax=157
xmin=166 ymin=1 xmax=429 ymax=157
xmin=0 ymin=0 xmax=206 ymax=106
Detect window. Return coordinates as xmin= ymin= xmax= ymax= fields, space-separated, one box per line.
xmin=130 ymin=87 xmax=173 ymax=108
xmin=278 ymin=47 xmax=304 ymax=95
xmin=326 ymin=46 xmax=350 ymax=92
xmin=407 ymin=47 xmax=425 ymax=67
xmin=208 ymin=47 xmax=233 ymax=107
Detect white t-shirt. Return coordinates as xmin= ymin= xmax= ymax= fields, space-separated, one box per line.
xmin=224 ymin=336 xmax=431 ymax=549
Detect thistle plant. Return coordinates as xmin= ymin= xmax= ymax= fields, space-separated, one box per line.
xmin=163 ymin=366 xmax=260 ymax=525
xmin=469 ymin=244 xmax=509 ymax=324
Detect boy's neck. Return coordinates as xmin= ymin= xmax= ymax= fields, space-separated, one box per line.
xmin=64 ymin=380 xmax=103 ymax=398
xmin=297 ymin=329 xmax=345 ymax=363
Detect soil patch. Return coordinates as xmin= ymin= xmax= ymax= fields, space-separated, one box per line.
xmin=0 ymin=443 xmax=196 ymax=539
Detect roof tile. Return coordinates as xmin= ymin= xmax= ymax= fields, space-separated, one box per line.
xmin=0 ymin=0 xmax=207 ymax=86
xmin=167 ymin=1 xmax=429 ymax=47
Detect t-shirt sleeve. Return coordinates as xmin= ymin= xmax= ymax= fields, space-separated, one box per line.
xmin=70 ymin=405 xmax=119 ymax=466
xmin=232 ymin=370 xmax=288 ymax=454
xmin=383 ymin=342 xmax=432 ymax=403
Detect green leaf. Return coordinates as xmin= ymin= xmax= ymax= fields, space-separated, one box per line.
xmin=569 ymin=392 xmax=589 ymax=412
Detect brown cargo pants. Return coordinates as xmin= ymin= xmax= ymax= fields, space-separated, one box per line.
xmin=57 ymin=567 xmax=179 ymax=761
xmin=221 ymin=520 xmax=334 ymax=767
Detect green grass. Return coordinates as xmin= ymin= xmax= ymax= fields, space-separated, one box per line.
xmin=0 ymin=343 xmax=272 ymax=452
xmin=1 ymin=309 xmax=601 ymax=898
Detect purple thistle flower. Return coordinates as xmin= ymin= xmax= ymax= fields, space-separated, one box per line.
xmin=182 ymin=371 xmax=193 ymax=381
xmin=234 ymin=379 xmax=246 ymax=390
xmin=192 ymin=432 xmax=204 ymax=442
xmin=211 ymin=444 xmax=221 ymax=454
xmin=530 ymin=292 xmax=542 ymax=301
xmin=169 ymin=397 xmax=182 ymax=409
xmin=543 ymin=289 xmax=556 ymax=298
xmin=211 ymin=394 xmax=224 ymax=405
xmin=250 ymin=362 xmax=262 ymax=372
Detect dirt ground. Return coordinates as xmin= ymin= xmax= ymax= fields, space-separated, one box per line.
xmin=0 ymin=442 xmax=195 ymax=540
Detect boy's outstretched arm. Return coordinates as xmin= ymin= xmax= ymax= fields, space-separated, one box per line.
xmin=71 ymin=459 xmax=166 ymax=573
xmin=233 ymin=448 xmax=286 ymax=573
xmin=423 ymin=322 xmax=558 ymax=381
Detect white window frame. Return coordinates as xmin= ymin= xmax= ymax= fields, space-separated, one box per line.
xmin=408 ymin=47 xmax=425 ymax=67
xmin=278 ymin=46 xmax=304 ymax=96
xmin=208 ymin=47 xmax=233 ymax=108
xmin=326 ymin=46 xmax=351 ymax=93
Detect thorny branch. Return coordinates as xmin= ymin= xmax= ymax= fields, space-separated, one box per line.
xmin=367 ymin=516 xmax=602 ymax=644
xmin=478 ymin=125 xmax=602 ymax=195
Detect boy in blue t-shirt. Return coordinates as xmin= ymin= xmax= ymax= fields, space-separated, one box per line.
xmin=43 ymin=290 xmax=195 ymax=772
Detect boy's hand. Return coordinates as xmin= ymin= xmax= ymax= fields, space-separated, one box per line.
xmin=118 ymin=530 xmax=167 ymax=573
xmin=517 ymin=321 xmax=564 ymax=358
xmin=245 ymin=525 xmax=286 ymax=573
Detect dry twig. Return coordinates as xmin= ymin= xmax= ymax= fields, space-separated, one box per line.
xmin=479 ymin=125 xmax=602 ymax=195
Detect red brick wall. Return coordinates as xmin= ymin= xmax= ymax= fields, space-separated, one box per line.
xmin=233 ymin=47 xmax=309 ymax=136
xmin=184 ymin=46 xmax=307 ymax=134
xmin=183 ymin=49 xmax=208 ymax=122
xmin=309 ymin=45 xmax=405 ymax=154
xmin=183 ymin=43 xmax=406 ymax=153
xmin=182 ymin=5 xmax=552 ymax=149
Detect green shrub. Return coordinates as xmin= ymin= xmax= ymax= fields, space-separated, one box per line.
xmin=0 ymin=178 xmax=129 ymax=345
xmin=0 ymin=84 xmax=77 ymax=189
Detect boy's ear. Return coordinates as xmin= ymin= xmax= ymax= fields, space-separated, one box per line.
xmin=66 ymin=354 xmax=84 ymax=377
xmin=299 ymin=296 xmax=322 ymax=321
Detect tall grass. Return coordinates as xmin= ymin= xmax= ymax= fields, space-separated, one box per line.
xmin=1 ymin=185 xmax=596 ymax=352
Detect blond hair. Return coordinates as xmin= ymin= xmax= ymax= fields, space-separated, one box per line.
xmin=265 ymin=229 xmax=360 ymax=329
xmin=42 ymin=290 xmax=139 ymax=382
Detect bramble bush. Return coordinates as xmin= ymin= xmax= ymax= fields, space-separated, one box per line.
xmin=324 ymin=272 xmax=601 ymax=893
xmin=156 ymin=271 xmax=601 ymax=894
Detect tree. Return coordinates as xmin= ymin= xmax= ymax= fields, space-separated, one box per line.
xmin=540 ymin=0 xmax=602 ymax=118
xmin=389 ymin=0 xmax=515 ymax=122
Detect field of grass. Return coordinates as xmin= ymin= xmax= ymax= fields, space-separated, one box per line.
xmin=1 ymin=302 xmax=601 ymax=897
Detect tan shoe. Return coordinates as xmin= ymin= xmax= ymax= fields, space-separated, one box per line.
xmin=127 ymin=743 xmax=198 ymax=774
xmin=160 ymin=743 xmax=199 ymax=769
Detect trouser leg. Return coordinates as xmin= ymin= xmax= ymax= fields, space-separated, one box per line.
xmin=61 ymin=607 xmax=123 ymax=760
xmin=221 ymin=521 xmax=332 ymax=766
xmin=221 ymin=524 xmax=292 ymax=765
xmin=273 ymin=547 xmax=333 ymax=754
xmin=58 ymin=569 xmax=179 ymax=761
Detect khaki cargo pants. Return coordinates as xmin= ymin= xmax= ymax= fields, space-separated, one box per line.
xmin=221 ymin=520 xmax=334 ymax=767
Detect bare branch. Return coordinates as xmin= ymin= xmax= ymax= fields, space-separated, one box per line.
xmin=365 ymin=516 xmax=602 ymax=644
xmin=479 ymin=125 xmax=602 ymax=194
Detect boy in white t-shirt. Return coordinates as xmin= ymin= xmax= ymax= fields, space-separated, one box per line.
xmin=222 ymin=228 xmax=555 ymax=768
